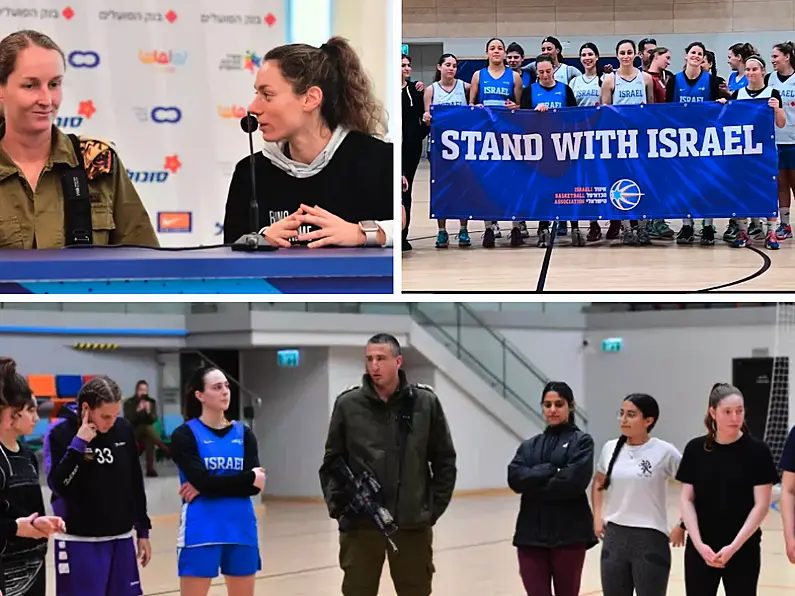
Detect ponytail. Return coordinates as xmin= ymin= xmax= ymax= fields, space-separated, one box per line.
xmin=183 ymin=365 xmax=219 ymax=421
xmin=704 ymin=382 xmax=745 ymax=451
xmin=599 ymin=435 xmax=628 ymax=490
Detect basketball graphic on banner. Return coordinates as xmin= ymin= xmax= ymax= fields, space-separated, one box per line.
xmin=0 ymin=0 xmax=285 ymax=247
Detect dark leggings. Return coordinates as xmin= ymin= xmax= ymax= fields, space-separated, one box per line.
xmin=516 ymin=544 xmax=587 ymax=596
xmin=684 ymin=539 xmax=761 ymax=596
xmin=600 ymin=523 xmax=671 ymax=596
xmin=402 ymin=141 xmax=423 ymax=241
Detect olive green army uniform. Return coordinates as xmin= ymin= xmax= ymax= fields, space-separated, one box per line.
xmin=0 ymin=123 xmax=158 ymax=249
xmin=319 ymin=370 xmax=457 ymax=596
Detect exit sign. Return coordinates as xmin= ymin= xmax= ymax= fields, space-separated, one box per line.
xmin=602 ymin=338 xmax=623 ymax=352
xmin=277 ymin=349 xmax=300 ymax=367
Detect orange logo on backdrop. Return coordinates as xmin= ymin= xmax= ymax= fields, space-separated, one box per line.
xmin=158 ymin=212 xmax=191 ymax=232
xmin=217 ymin=105 xmax=247 ymax=119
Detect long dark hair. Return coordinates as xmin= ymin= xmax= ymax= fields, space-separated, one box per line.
xmin=541 ymin=381 xmax=575 ymax=425
xmin=0 ymin=357 xmax=33 ymax=411
xmin=729 ymin=42 xmax=757 ymax=62
xmin=542 ymin=36 xmax=563 ymax=64
xmin=704 ymin=50 xmax=718 ymax=76
xmin=184 ymin=366 xmax=220 ymax=421
xmin=264 ymin=36 xmax=386 ymax=136
xmin=600 ymin=394 xmax=660 ymax=491
xmin=434 ymin=53 xmax=457 ymax=83
xmin=704 ymin=382 xmax=748 ymax=451
xmin=579 ymin=42 xmax=603 ymax=85
xmin=774 ymin=41 xmax=795 ymax=71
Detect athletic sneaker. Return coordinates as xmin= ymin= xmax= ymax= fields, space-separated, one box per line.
xmin=557 ymin=222 xmax=568 ymax=236
xmin=435 ymin=230 xmax=449 ymax=248
xmin=606 ymin=220 xmax=622 ymax=240
xmin=518 ymin=221 xmax=530 ymax=238
xmin=637 ymin=226 xmax=652 ymax=245
xmin=622 ymin=228 xmax=638 ymax=245
xmin=766 ymin=229 xmax=780 ymax=250
xmin=482 ymin=227 xmax=495 ymax=248
xmin=649 ymin=220 xmax=674 ymax=239
xmin=490 ymin=221 xmax=502 ymax=239
xmin=732 ymin=230 xmax=751 ymax=248
xmin=723 ymin=219 xmax=739 ymax=242
xmin=587 ymin=222 xmax=602 ymax=242
xmin=748 ymin=221 xmax=764 ymax=239
xmin=458 ymin=230 xmax=471 ymax=247
xmin=571 ymin=227 xmax=585 ymax=246
xmin=676 ymin=225 xmax=695 ymax=244
xmin=537 ymin=227 xmax=550 ymax=248
xmin=776 ymin=223 xmax=792 ymax=240
xmin=700 ymin=226 xmax=715 ymax=246
xmin=509 ymin=227 xmax=524 ymax=247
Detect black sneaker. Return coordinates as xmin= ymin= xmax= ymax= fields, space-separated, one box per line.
xmin=483 ymin=227 xmax=495 ymax=248
xmin=510 ymin=227 xmax=524 ymax=247
xmin=700 ymin=226 xmax=715 ymax=246
xmin=676 ymin=225 xmax=695 ymax=245
xmin=402 ymin=239 xmax=413 ymax=251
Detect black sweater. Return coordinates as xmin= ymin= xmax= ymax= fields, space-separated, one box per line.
xmin=508 ymin=423 xmax=598 ymax=549
xmin=44 ymin=405 xmax=151 ymax=538
xmin=171 ymin=421 xmax=260 ymax=497
xmin=402 ymin=81 xmax=427 ymax=147
xmin=0 ymin=441 xmax=46 ymax=562
xmin=222 ymin=131 xmax=393 ymax=243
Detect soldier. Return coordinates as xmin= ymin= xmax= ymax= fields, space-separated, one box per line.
xmin=0 ymin=29 xmax=158 ymax=249
xmin=319 ymin=333 xmax=457 ymax=596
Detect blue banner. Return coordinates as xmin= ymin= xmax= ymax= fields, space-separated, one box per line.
xmin=429 ymin=100 xmax=778 ymax=221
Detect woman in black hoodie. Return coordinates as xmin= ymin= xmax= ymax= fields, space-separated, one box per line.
xmin=508 ymin=381 xmax=597 ymax=596
xmin=401 ymin=53 xmax=429 ymax=251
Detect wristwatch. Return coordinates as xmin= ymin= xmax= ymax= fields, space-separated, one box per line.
xmin=358 ymin=220 xmax=380 ymax=247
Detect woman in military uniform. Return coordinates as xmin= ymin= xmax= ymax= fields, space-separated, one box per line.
xmin=0 ymin=29 xmax=158 ymax=249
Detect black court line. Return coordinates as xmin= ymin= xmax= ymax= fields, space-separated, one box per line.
xmin=535 ymin=222 xmax=559 ymax=292
xmin=697 ymin=245 xmax=772 ymax=292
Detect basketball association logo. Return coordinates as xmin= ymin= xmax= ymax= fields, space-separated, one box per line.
xmin=609 ymin=179 xmax=644 ymax=211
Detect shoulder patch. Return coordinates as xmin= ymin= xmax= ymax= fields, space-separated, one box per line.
xmin=337 ymin=385 xmax=360 ymax=397
xmin=414 ymin=383 xmax=435 ymax=392
xmin=78 ymin=137 xmax=116 ymax=180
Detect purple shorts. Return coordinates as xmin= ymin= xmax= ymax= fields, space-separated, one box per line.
xmin=54 ymin=537 xmax=142 ymax=596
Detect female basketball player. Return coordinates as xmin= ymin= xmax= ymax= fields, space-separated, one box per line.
xmin=423 ymin=53 xmax=472 ymax=248
xmin=172 ymin=366 xmax=264 ymax=596
xmin=601 ymin=40 xmax=656 ymax=246
xmin=0 ymin=357 xmax=64 ymax=596
xmin=520 ymin=55 xmax=581 ymax=247
xmin=470 ymin=37 xmax=523 ymax=248
xmin=676 ymin=383 xmax=778 ymax=596
xmin=400 ymin=52 xmax=426 ymax=251
xmin=665 ymin=42 xmax=723 ymax=246
xmin=768 ymin=41 xmax=795 ymax=241
xmin=592 ymin=394 xmax=684 ymax=596
xmin=728 ymin=43 xmax=756 ymax=92
xmin=718 ymin=55 xmax=784 ymax=249
xmin=44 ymin=376 xmax=152 ymax=596
xmin=507 ymin=42 xmax=533 ymax=88
xmin=541 ymin=36 xmax=581 ymax=84
xmin=508 ymin=381 xmax=597 ymax=596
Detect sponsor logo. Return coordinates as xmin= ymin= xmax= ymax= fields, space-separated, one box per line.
xmin=214 ymin=222 xmax=224 ymax=236
xmin=55 ymin=99 xmax=96 ymax=129
xmin=201 ymin=12 xmax=277 ymax=26
xmin=218 ymin=51 xmax=262 ymax=73
xmin=99 ymin=9 xmax=177 ymax=23
xmin=217 ymin=104 xmax=248 ymax=119
xmin=127 ymin=154 xmax=182 ymax=184
xmin=138 ymin=49 xmax=187 ymax=70
xmin=67 ymin=50 xmax=100 ymax=68
xmin=0 ymin=5 xmax=74 ymax=19
xmin=157 ymin=211 xmax=192 ymax=233
xmin=609 ymin=179 xmax=644 ymax=211
xmin=134 ymin=106 xmax=182 ymax=124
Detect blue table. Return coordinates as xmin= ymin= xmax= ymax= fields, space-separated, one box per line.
xmin=0 ymin=247 xmax=394 ymax=294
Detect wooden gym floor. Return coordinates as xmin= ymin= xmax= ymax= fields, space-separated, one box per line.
xmin=38 ymin=486 xmax=795 ymax=595
xmin=402 ymin=162 xmax=795 ymax=293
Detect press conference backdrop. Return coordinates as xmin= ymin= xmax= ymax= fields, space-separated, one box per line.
xmin=0 ymin=0 xmax=285 ymax=247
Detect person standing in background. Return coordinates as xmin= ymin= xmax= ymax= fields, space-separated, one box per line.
xmin=123 ymin=380 xmax=169 ymax=478
xmin=319 ymin=333 xmax=457 ymax=596
xmin=508 ymin=381 xmax=597 ymax=596
xmin=401 ymin=54 xmax=428 ymax=252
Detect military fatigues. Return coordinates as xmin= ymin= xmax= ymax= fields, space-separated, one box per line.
xmin=319 ymin=370 xmax=457 ymax=596
xmin=0 ymin=123 xmax=158 ymax=249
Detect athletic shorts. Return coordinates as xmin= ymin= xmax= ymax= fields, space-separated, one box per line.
xmin=778 ymin=144 xmax=795 ymax=170
xmin=0 ymin=557 xmax=46 ymax=596
xmin=177 ymin=544 xmax=261 ymax=578
xmin=54 ymin=537 xmax=142 ymax=596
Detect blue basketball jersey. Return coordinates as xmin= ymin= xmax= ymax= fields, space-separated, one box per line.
xmin=728 ymin=71 xmax=748 ymax=92
xmin=520 ymin=70 xmax=532 ymax=88
xmin=177 ymin=420 xmax=258 ymax=548
xmin=478 ymin=67 xmax=514 ymax=106
xmin=673 ymin=71 xmax=712 ymax=102
xmin=531 ymin=81 xmax=567 ymax=109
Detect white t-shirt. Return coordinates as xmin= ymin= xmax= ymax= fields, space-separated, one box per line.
xmin=597 ymin=437 xmax=682 ymax=535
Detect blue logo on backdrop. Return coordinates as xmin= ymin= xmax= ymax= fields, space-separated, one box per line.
xmin=68 ymin=51 xmax=100 ymax=68
xmin=429 ymin=100 xmax=778 ymax=220
xmin=151 ymin=106 xmax=182 ymax=123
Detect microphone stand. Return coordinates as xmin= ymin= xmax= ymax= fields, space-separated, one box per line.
xmin=232 ymin=113 xmax=276 ymax=252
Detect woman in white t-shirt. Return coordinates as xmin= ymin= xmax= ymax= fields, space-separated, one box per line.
xmin=591 ymin=394 xmax=685 ymax=596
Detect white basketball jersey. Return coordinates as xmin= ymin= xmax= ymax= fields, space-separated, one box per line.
xmin=553 ymin=64 xmax=580 ymax=84
xmin=431 ymin=79 xmax=468 ymax=106
xmin=570 ymin=74 xmax=601 ymax=106
xmin=736 ymin=86 xmax=773 ymax=100
xmin=613 ymin=71 xmax=647 ymax=105
xmin=768 ymin=73 xmax=795 ymax=144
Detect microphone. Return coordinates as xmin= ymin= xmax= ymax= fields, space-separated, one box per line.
xmin=231 ymin=113 xmax=276 ymax=252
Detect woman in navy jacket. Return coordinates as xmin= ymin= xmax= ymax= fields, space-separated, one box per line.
xmin=508 ymin=381 xmax=597 ymax=596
